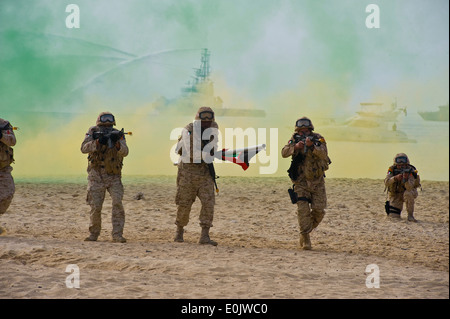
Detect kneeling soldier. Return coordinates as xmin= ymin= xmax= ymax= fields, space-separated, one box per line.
xmin=384 ymin=153 xmax=421 ymax=222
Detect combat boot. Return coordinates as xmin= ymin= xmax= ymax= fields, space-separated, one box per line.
xmin=112 ymin=235 xmax=127 ymax=243
xmin=174 ymin=226 xmax=184 ymax=242
xmin=388 ymin=213 xmax=401 ymax=219
xmin=300 ymin=233 xmax=312 ymax=250
xmin=84 ymin=234 xmax=98 ymax=242
xmin=199 ymin=227 xmax=218 ymax=246
xmin=407 ymin=212 xmax=417 ymax=222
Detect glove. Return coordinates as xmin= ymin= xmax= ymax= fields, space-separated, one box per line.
xmin=110 ymin=131 xmax=122 ymax=143
xmin=92 ymin=131 xmax=101 ymax=140
xmin=98 ymin=135 xmax=109 ymax=145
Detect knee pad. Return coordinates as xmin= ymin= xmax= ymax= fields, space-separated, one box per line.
xmin=385 ymin=201 xmax=401 ymax=215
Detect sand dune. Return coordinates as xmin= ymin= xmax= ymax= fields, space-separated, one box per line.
xmin=0 ymin=176 xmax=448 ymax=299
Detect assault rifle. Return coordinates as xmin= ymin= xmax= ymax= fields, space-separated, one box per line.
xmin=0 ymin=121 xmax=19 ymax=139
xmin=292 ymin=133 xmax=321 ymax=153
xmin=93 ymin=128 xmax=132 ymax=149
xmin=208 ymin=162 xmax=219 ymax=194
xmin=0 ymin=121 xmax=19 ymax=131
xmin=200 ymin=139 xmax=220 ymax=194
xmin=393 ymin=166 xmax=415 ymax=174
xmin=393 ymin=166 xmax=417 ymax=182
xmin=287 ymin=134 xmax=320 ymax=181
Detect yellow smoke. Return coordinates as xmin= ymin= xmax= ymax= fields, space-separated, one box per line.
xmin=11 ymin=73 xmax=449 ymax=182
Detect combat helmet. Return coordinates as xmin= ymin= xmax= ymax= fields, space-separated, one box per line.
xmin=295 ymin=116 xmax=314 ymax=131
xmin=394 ymin=153 xmax=410 ymax=165
xmin=0 ymin=118 xmax=11 ymax=129
xmin=195 ymin=106 xmax=215 ymax=121
xmin=96 ymin=111 xmax=116 ymax=126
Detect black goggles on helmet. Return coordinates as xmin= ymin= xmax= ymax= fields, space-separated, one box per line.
xmin=198 ymin=111 xmax=214 ymax=120
xmin=0 ymin=121 xmax=11 ymax=130
xmin=395 ymin=156 xmax=408 ymax=164
xmin=296 ymin=118 xmax=312 ymax=128
xmin=99 ymin=114 xmax=115 ymax=123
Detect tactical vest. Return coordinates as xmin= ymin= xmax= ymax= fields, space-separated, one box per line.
xmin=387 ymin=164 xmax=420 ymax=193
xmin=178 ymin=122 xmax=218 ymax=164
xmin=295 ymin=133 xmax=330 ymax=181
xmin=88 ymin=145 xmax=124 ymax=175
xmin=0 ymin=142 xmax=14 ymax=170
xmin=303 ymin=154 xmax=329 ymax=180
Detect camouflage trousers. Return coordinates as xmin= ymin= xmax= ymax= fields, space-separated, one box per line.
xmin=175 ymin=164 xmax=215 ymax=228
xmin=388 ymin=189 xmax=418 ymax=215
xmin=294 ymin=180 xmax=327 ymax=234
xmin=86 ymin=169 xmax=125 ymax=238
xmin=0 ymin=169 xmax=14 ymax=215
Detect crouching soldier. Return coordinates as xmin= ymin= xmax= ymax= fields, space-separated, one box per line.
xmin=384 ymin=153 xmax=421 ymax=222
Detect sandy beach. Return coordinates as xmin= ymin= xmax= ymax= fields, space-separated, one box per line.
xmin=0 ymin=176 xmax=448 ymax=299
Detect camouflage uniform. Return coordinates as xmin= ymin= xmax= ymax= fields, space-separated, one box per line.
xmin=281 ymin=117 xmax=330 ymax=250
xmin=81 ymin=112 xmax=129 ymax=242
xmin=0 ymin=119 xmax=16 ymax=222
xmin=174 ymin=106 xmax=219 ymax=246
xmin=384 ymin=153 xmax=420 ymax=222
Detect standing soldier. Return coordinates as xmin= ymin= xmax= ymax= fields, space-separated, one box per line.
xmin=174 ymin=106 xmax=219 ymax=246
xmin=0 ymin=118 xmax=16 ymax=235
xmin=384 ymin=153 xmax=420 ymax=222
xmin=281 ymin=117 xmax=331 ymax=250
xmin=81 ymin=112 xmax=129 ymax=243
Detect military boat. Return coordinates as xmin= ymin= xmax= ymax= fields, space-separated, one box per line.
xmin=418 ymin=104 xmax=449 ymax=122
xmin=156 ymin=48 xmax=266 ymax=117
xmin=321 ymin=100 xmax=416 ymax=143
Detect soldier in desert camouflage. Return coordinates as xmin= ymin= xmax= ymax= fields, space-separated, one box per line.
xmin=81 ymin=112 xmax=129 ymax=243
xmin=174 ymin=106 xmax=219 ymax=246
xmin=0 ymin=118 xmax=16 ymax=235
xmin=281 ymin=117 xmax=331 ymax=250
xmin=384 ymin=153 xmax=421 ymax=222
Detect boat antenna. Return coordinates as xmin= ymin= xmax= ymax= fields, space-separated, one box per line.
xmin=195 ymin=48 xmax=211 ymax=82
